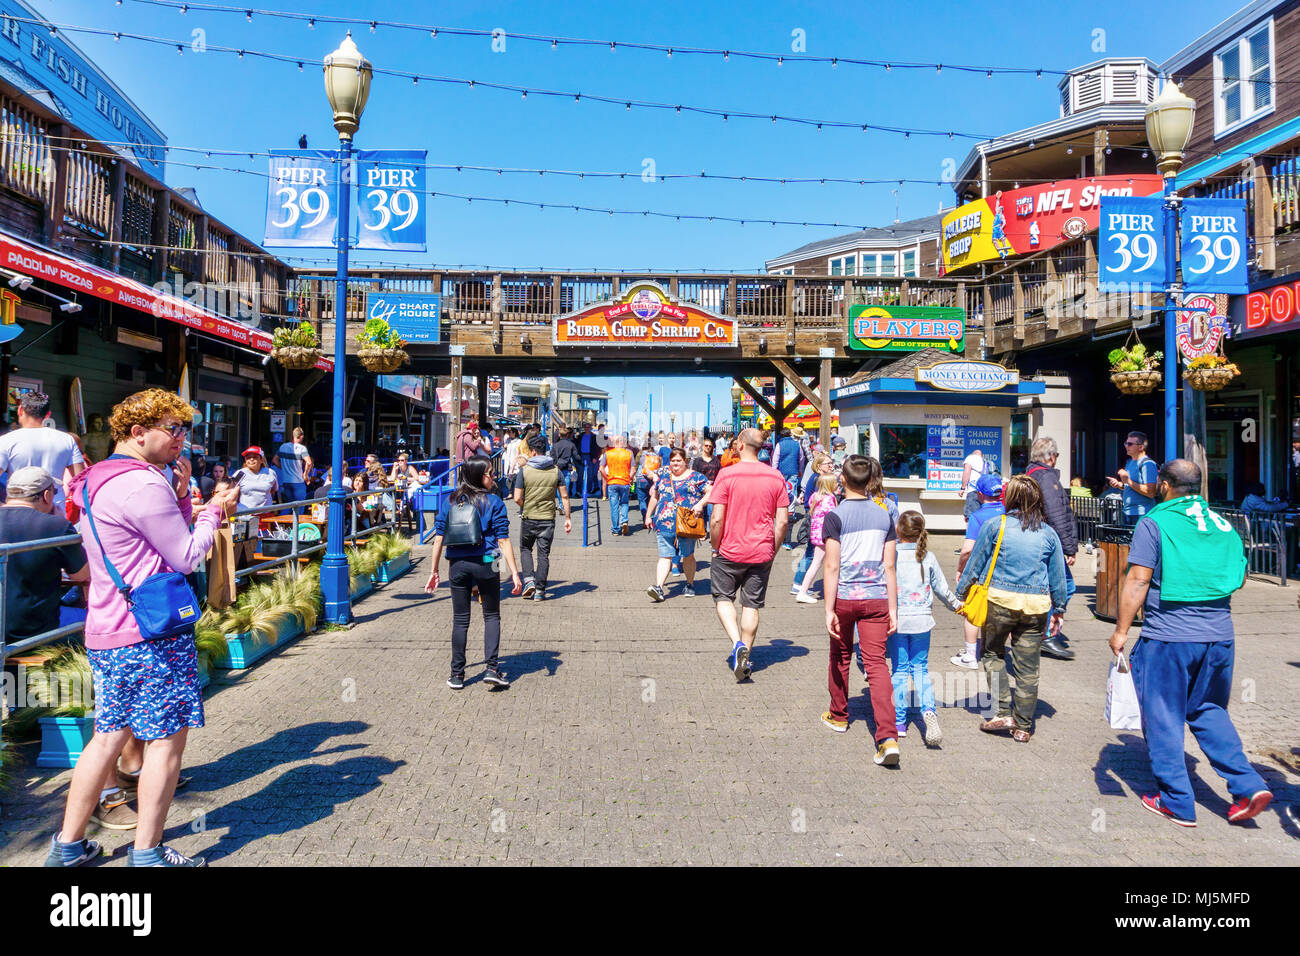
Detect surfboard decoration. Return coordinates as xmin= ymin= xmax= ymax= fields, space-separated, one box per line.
xmin=69 ymin=377 xmax=85 ymax=435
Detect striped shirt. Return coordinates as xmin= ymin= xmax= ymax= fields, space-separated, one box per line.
xmin=821 ymin=497 xmax=896 ymax=600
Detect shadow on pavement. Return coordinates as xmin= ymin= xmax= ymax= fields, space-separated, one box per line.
xmin=184 ymin=720 xmax=371 ymax=794
xmin=188 ymin=754 xmax=406 ymax=863
xmin=543 ymin=580 xmax=598 ymax=599
xmin=749 ymin=638 xmax=808 ymax=674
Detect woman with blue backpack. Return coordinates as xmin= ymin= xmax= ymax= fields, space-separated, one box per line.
xmin=424 ymin=458 xmax=523 ymax=690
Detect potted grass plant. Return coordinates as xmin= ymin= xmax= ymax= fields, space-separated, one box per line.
xmin=357 ymin=317 xmax=409 ymax=373
xmin=346 ymin=544 xmax=382 ymax=598
xmin=12 ymin=645 xmax=97 ymax=769
xmin=194 ymin=609 xmax=228 ymax=688
xmin=369 ymin=531 xmax=413 ymax=583
xmin=271 ymin=320 xmax=323 ymax=370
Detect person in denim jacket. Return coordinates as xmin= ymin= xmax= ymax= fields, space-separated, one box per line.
xmin=956 ymin=474 xmax=1068 ymax=743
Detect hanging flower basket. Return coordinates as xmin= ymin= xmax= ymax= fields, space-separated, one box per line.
xmin=270 ymin=346 xmax=323 ymax=370
xmin=1184 ymin=363 xmax=1240 ymax=392
xmin=1110 ymin=369 xmax=1162 ymax=395
xmin=358 ymin=348 xmax=409 ymax=373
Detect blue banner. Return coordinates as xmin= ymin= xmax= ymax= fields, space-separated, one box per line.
xmin=1098 ymin=196 xmax=1166 ymax=291
xmin=366 ymin=291 xmax=440 ymax=343
xmin=0 ymin=1 xmax=167 ymax=177
xmin=1180 ymin=198 xmax=1249 ymax=294
xmin=264 ymin=150 xmax=339 ymax=248
xmin=356 ymin=150 xmax=427 ymax=251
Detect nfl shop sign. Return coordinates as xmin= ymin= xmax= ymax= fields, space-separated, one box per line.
xmin=554 ymin=282 xmax=737 ymax=347
xmin=1175 ymin=294 xmax=1227 ymax=359
xmin=941 ymin=175 xmax=1162 ymax=274
xmin=849 ymin=304 xmax=964 ymax=352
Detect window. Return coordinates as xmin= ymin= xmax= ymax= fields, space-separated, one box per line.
xmin=861 ymin=255 xmax=879 ymax=277
xmin=1215 ymin=20 xmax=1273 ymax=136
xmin=880 ymin=253 xmax=897 ymax=276
xmin=830 ymin=259 xmax=842 ymax=277
xmin=829 ymin=255 xmax=856 ymax=276
xmin=902 ymin=249 xmax=917 ymax=277
xmin=877 ymin=424 xmax=928 ymax=479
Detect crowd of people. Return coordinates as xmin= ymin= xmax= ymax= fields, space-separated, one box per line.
xmin=0 ymin=387 xmax=1271 ymax=869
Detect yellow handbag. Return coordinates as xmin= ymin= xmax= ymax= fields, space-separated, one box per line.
xmin=960 ymin=515 xmax=1006 ymax=628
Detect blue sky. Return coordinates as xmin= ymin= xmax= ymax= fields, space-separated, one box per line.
xmin=33 ymin=0 xmax=1240 ymax=423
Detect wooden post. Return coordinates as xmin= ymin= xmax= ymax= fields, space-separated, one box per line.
xmin=982 ymin=281 xmax=993 ymax=357
xmin=552 ymin=274 xmax=563 ymax=317
xmin=152 ymin=189 xmax=171 ymax=284
xmin=449 ymin=354 xmax=463 ymax=445
xmin=1254 ymin=159 xmax=1275 ymax=273
xmin=43 ymin=124 xmax=68 ymax=247
xmin=772 ymin=369 xmax=785 ymax=435
xmin=1094 ymin=130 xmax=1107 ymax=177
xmin=1084 ymin=235 xmax=1098 ymax=329
xmin=108 ymin=160 xmax=126 ymax=273
xmin=785 ymin=276 xmax=796 ymax=346
xmin=1045 ymin=253 xmax=1059 ymax=332
xmin=1012 ymin=269 xmax=1024 ymax=343
xmin=194 ymin=213 xmax=209 ymax=282
xmin=726 ymin=277 xmax=737 ymax=316
xmin=819 ymin=357 xmax=832 ymax=451
xmin=491 ymin=273 xmax=503 ymax=347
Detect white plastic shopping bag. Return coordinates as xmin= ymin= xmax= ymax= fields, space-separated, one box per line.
xmin=1105 ymin=653 xmax=1142 ymax=731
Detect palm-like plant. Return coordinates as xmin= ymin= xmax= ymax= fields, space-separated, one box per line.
xmin=367 ymin=531 xmax=412 ymax=564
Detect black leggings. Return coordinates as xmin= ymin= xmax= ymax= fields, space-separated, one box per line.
xmin=449 ymin=558 xmax=501 ymax=675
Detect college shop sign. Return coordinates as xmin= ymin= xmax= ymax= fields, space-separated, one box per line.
xmin=849 ymin=305 xmax=964 ymax=353
xmin=915 ymin=360 xmax=1018 ymax=392
xmin=554 ymin=281 xmax=737 ymax=347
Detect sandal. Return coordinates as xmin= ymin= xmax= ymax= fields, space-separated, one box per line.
xmin=979 ymin=716 xmax=1015 ymax=734
xmin=1011 ymin=729 xmax=1032 ymax=743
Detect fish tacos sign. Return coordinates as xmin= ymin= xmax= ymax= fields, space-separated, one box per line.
xmin=554 ymin=282 xmax=737 ymax=347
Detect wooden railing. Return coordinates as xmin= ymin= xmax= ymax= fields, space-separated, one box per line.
xmin=0 ymin=97 xmax=52 ymax=206
xmin=63 ymin=150 xmax=112 ymax=236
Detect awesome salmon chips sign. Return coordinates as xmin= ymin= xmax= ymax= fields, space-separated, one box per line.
xmin=554 ymin=282 xmax=737 ymax=347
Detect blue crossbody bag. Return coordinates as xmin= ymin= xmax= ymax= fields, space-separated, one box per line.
xmin=82 ymin=484 xmax=200 ymax=640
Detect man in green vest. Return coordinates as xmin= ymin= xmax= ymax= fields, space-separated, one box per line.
xmin=512 ymin=434 xmax=572 ymax=602
xmin=1109 ymin=458 xmax=1271 ymax=828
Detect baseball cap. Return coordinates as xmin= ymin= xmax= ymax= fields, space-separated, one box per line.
xmin=831 ymin=436 xmax=846 ymax=447
xmin=241 ymin=446 xmax=265 ymax=459
xmin=7 ymin=466 xmax=53 ymax=498
xmin=976 ymin=474 xmax=1003 ymax=498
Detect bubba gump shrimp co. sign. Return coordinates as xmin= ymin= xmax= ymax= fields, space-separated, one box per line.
xmin=553 ymin=281 xmax=738 ymax=347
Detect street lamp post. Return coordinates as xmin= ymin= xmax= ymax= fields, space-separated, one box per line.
xmin=321 ymin=33 xmax=372 ymax=625
xmin=1144 ymin=78 xmax=1196 ymax=466
xmin=731 ymin=382 xmax=742 ymax=435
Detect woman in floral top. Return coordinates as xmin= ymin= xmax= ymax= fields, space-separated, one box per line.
xmin=643 ymin=448 xmax=711 ymax=602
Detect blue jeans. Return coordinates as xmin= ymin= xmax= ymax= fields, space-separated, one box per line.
xmin=608 ymin=484 xmax=630 ymax=531
xmin=635 ymin=479 xmax=651 ymax=516
xmin=887 ymin=631 xmax=936 ymax=726
xmin=794 ymin=538 xmax=819 ymax=594
xmin=1130 ymin=637 xmax=1267 ymax=822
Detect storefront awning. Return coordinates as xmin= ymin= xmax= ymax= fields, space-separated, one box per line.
xmin=0 ymin=227 xmax=331 ymax=371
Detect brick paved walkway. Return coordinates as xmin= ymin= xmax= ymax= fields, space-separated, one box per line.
xmin=3 ymin=510 xmax=1298 ymax=865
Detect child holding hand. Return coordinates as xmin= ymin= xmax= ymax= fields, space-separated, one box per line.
xmin=892 ymin=511 xmax=962 ymax=746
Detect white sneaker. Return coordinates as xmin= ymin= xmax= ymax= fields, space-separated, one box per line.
xmin=950 ymin=651 xmax=978 ymax=670
xmin=795 ymin=593 xmax=819 ymax=604
xmin=922 ymin=710 xmax=942 ymax=746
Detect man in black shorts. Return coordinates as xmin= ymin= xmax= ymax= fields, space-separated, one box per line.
xmin=708 ymin=428 xmax=789 ymax=682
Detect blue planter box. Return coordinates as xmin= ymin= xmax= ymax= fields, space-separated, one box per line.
xmin=351 ymin=578 xmax=375 ymax=600
xmin=37 ymin=715 xmax=94 ymax=768
xmin=214 ymin=616 xmax=304 ymax=670
xmin=198 ymin=656 xmax=211 ymax=689
xmin=375 ymin=553 xmax=412 ymax=584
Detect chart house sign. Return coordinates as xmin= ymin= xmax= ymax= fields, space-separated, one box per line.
xmin=849 ymin=305 xmax=965 ymax=353
xmin=915 ymin=360 xmax=1019 ymax=392
xmin=554 ymin=282 xmax=737 ymax=347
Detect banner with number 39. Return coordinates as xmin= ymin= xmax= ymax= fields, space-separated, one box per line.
xmin=356 ymin=149 xmax=427 ymax=252
xmin=1180 ymin=198 xmax=1248 ymax=295
xmin=264 ymin=149 xmax=338 ymax=247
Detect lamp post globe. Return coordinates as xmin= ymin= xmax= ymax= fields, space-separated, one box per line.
xmin=1145 ymin=78 xmax=1196 ymax=178
xmin=320 ymin=32 xmax=372 ymax=625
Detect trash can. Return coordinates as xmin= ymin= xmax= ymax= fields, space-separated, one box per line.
xmin=1094 ymin=523 xmax=1142 ymax=623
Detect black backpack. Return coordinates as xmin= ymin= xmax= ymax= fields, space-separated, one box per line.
xmin=444 ymin=497 xmax=484 ymax=549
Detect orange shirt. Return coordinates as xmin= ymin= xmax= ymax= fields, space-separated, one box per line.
xmin=604 ymin=447 xmax=634 ymax=485
xmin=720 ymin=450 xmax=741 ymax=469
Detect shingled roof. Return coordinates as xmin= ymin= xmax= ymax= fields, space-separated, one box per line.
xmin=839 ymin=348 xmax=957 ymax=387
xmin=765 ymin=211 xmax=946 ymax=268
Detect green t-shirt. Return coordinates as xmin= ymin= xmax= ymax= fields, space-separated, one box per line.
xmin=515 ymin=465 xmax=560 ymax=521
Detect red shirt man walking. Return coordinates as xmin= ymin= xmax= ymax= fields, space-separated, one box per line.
xmin=708 ymin=428 xmax=789 ymax=681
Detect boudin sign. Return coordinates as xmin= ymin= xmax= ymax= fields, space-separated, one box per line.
xmin=553 ymin=281 xmax=737 ymax=347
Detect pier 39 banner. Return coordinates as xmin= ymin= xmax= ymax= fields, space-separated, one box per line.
xmin=554 ymin=282 xmax=737 ymax=347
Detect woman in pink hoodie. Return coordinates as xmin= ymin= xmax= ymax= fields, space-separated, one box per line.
xmin=48 ymin=389 xmax=239 ymax=869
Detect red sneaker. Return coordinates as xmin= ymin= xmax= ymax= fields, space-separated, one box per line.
xmin=1141 ymin=793 xmax=1196 ymax=827
xmin=1227 ymin=790 xmax=1272 ymax=824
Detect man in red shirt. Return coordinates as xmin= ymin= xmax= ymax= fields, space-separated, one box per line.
xmin=709 ymin=428 xmax=789 ymax=681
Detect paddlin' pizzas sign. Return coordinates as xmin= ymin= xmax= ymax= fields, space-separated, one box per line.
xmin=554 ymin=282 xmax=737 ymax=347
